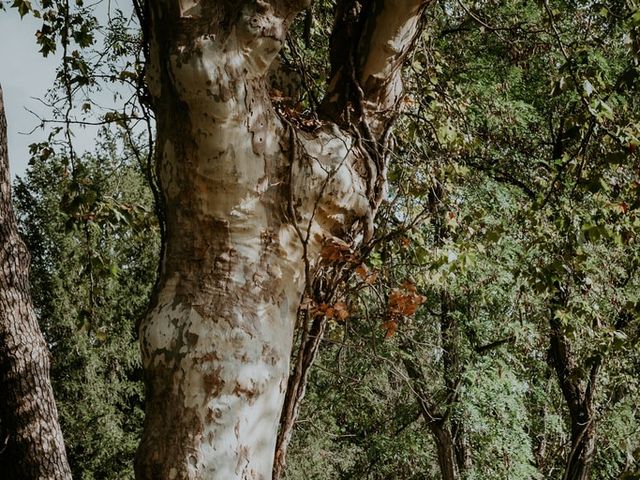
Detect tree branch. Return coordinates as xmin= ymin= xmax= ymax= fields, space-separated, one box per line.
xmin=321 ymin=0 xmax=431 ymax=138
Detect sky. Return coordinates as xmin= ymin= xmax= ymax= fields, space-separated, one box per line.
xmin=1 ymin=3 xmax=133 ymax=179
xmin=0 ymin=10 xmax=58 ymax=178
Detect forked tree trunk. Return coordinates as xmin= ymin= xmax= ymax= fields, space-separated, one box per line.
xmin=549 ymin=293 xmax=600 ymax=480
xmin=402 ymin=346 xmax=460 ymax=480
xmin=0 ymin=87 xmax=72 ymax=479
xmin=134 ymin=1 xmax=428 ymax=479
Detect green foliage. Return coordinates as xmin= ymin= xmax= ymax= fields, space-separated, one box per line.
xmin=285 ymin=0 xmax=640 ymax=478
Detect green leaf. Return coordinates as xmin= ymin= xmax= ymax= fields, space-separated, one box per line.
xmin=11 ymin=0 xmax=31 ymax=17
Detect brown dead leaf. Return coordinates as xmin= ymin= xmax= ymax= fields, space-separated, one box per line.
xmin=388 ymin=285 xmax=426 ymax=317
xmin=333 ymin=302 xmax=349 ymax=321
xmin=320 ymin=237 xmax=356 ymax=263
xmin=382 ymin=320 xmax=398 ymax=338
xmin=355 ymin=264 xmax=378 ymax=284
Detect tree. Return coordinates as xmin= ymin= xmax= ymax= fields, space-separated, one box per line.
xmin=3 ymin=0 xmax=640 ymax=478
xmin=14 ymin=132 xmax=158 ymax=479
xmin=0 ymin=85 xmax=72 ymax=478
xmin=133 ymin=1 xmax=429 ymax=478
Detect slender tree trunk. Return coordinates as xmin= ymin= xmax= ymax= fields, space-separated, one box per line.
xmin=564 ymin=405 xmax=596 ymax=480
xmin=439 ymin=293 xmax=468 ymax=475
xmin=134 ymin=1 xmax=428 ymax=478
xmin=0 ymin=87 xmax=72 ymax=479
xmin=452 ymin=418 xmax=471 ymax=473
xmin=427 ymin=423 xmax=459 ymax=480
xmin=273 ymin=313 xmax=327 ymax=480
xmin=548 ymin=291 xmax=600 ymax=480
xmin=402 ymin=349 xmax=460 ymax=480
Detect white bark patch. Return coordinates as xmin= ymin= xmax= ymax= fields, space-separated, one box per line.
xmin=162 ymin=140 xmax=180 ymax=200
xmin=179 ymin=0 xmax=201 ymax=17
xmin=292 ymin=127 xmax=370 ymax=240
xmin=238 ymin=2 xmax=286 ymax=76
xmin=359 ymin=0 xmax=424 ymax=82
xmin=141 ymin=264 xmax=304 ymax=478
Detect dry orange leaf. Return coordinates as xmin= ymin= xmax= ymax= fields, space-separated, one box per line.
xmin=355 ymin=264 xmax=378 ymax=284
xmin=382 ymin=320 xmax=398 ymax=338
xmin=400 ymin=280 xmax=417 ymax=293
xmin=320 ymin=237 xmax=354 ymax=263
xmin=388 ymin=284 xmax=426 ymax=317
xmin=312 ymin=301 xmax=349 ymax=321
xmin=333 ymin=301 xmax=350 ymax=321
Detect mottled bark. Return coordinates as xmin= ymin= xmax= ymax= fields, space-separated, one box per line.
xmin=320 ymin=0 xmax=429 ymax=240
xmin=322 ymin=0 xmax=429 ymax=137
xmin=134 ymin=1 xmax=428 ymax=478
xmin=0 ymin=87 xmax=72 ymax=479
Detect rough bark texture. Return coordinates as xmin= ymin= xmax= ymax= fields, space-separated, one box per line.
xmin=0 ymin=87 xmax=72 ymax=479
xmin=134 ymin=1 xmax=428 ymax=478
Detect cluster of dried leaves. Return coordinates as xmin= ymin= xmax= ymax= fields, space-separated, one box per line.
xmin=317 ymin=237 xmax=426 ymax=337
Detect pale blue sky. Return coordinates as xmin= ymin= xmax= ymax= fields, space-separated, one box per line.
xmin=1 ymin=3 xmax=134 ymax=179
xmin=1 ymin=10 xmax=57 ymax=178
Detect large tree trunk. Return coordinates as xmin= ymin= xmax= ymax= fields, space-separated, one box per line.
xmin=0 ymin=87 xmax=72 ymax=479
xmin=134 ymin=1 xmax=428 ymax=478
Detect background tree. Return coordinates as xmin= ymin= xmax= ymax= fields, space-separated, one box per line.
xmin=279 ymin=1 xmax=640 ymax=479
xmin=0 ymin=85 xmax=72 ymax=478
xmin=14 ymin=130 xmax=158 ymax=479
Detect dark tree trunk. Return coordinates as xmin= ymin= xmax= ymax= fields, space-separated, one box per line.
xmin=273 ymin=313 xmax=327 ymax=480
xmin=439 ymin=293 xmax=468 ymax=475
xmin=564 ymin=405 xmax=596 ymax=480
xmin=432 ymin=425 xmax=459 ymax=480
xmin=549 ymin=291 xmax=600 ymax=480
xmin=402 ymin=347 xmax=460 ymax=480
xmin=0 ymin=86 xmax=72 ymax=479
xmin=452 ymin=418 xmax=471 ymax=472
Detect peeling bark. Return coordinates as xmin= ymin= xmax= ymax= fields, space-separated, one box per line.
xmin=323 ymin=0 xmax=429 ymax=137
xmin=134 ymin=1 xmax=429 ymax=478
xmin=0 ymin=86 xmax=72 ymax=479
